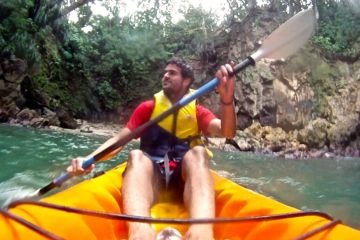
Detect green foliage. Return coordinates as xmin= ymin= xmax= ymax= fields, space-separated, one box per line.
xmin=82 ymin=13 xmax=168 ymax=107
xmin=311 ymin=61 xmax=336 ymax=94
xmin=1 ymin=0 xmax=219 ymax=115
xmin=313 ymin=0 xmax=360 ymax=57
xmin=2 ymin=0 xmax=358 ymax=121
xmin=309 ymin=59 xmax=338 ymax=120
xmin=0 ymin=1 xmax=41 ymax=64
xmin=96 ymin=80 xmax=120 ymax=110
xmin=32 ymin=63 xmax=68 ymax=110
xmin=76 ymin=5 xmax=93 ymax=28
xmin=165 ymin=6 xmax=218 ymax=60
xmin=0 ymin=33 xmax=5 ymax=49
xmin=290 ymin=49 xmax=338 ymax=120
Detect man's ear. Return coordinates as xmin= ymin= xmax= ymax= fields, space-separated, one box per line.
xmin=183 ymin=77 xmax=192 ymax=89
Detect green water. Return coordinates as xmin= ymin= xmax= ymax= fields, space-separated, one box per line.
xmin=1 ymin=124 xmax=359 ymax=229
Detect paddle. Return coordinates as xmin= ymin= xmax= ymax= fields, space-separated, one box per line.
xmin=35 ymin=8 xmax=315 ymax=197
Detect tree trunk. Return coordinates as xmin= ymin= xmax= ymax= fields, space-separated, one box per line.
xmin=28 ymin=0 xmax=42 ymax=19
xmin=47 ymin=0 xmax=94 ymax=24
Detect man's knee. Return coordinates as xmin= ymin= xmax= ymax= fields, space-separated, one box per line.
xmin=126 ymin=150 xmax=152 ymax=169
xmin=183 ymin=146 xmax=210 ymax=168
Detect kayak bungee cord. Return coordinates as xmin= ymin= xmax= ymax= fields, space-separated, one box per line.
xmin=4 ymin=199 xmax=341 ymax=240
xmin=7 ymin=200 xmax=336 ymax=223
xmin=293 ymin=220 xmax=342 ymax=240
xmin=0 ymin=208 xmax=64 ymax=240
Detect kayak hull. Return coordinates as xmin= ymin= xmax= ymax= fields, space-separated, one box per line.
xmin=1 ymin=163 xmax=359 ymax=239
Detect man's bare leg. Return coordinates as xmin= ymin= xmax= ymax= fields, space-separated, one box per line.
xmin=182 ymin=146 xmax=214 ymax=240
xmin=122 ymin=149 xmax=159 ymax=240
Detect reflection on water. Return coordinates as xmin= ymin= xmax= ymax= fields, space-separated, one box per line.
xmin=0 ymin=124 xmax=359 ymax=229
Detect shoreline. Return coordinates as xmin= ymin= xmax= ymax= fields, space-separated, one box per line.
xmin=3 ymin=121 xmax=360 ymax=160
xmin=51 ymin=120 xmax=122 ymax=138
xmin=2 ymin=121 xmax=120 ymax=138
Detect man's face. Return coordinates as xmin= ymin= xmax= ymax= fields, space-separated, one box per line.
xmin=162 ymin=64 xmax=188 ymax=95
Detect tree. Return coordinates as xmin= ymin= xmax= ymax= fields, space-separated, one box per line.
xmin=313 ymin=0 xmax=360 ymax=61
xmin=165 ymin=6 xmax=218 ymax=61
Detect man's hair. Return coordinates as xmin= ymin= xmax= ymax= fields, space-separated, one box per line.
xmin=166 ymin=57 xmax=194 ymax=84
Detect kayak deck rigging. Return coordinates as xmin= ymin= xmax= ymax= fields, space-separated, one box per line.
xmin=2 ymin=199 xmax=345 ymax=240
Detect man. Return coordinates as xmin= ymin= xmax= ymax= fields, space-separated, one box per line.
xmin=68 ymin=57 xmax=236 ymax=239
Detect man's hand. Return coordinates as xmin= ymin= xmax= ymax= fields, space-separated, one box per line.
xmin=216 ymin=61 xmax=236 ymax=105
xmin=66 ymin=156 xmax=95 ymax=176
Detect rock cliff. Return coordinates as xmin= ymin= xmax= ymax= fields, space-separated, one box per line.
xmin=197 ymin=8 xmax=360 ymax=157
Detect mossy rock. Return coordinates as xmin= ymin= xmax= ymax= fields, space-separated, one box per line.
xmin=297 ymin=118 xmax=330 ymax=148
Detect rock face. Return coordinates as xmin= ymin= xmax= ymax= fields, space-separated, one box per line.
xmin=235 ymin=52 xmax=360 ymax=157
xmin=0 ymin=54 xmax=27 ymax=120
xmin=0 ymin=54 xmax=78 ymax=129
xmin=195 ymin=7 xmax=360 ymax=157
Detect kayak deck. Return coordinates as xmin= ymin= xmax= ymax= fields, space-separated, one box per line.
xmin=1 ymin=163 xmax=360 ymax=239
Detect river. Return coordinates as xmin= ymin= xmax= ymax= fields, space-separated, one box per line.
xmin=0 ymin=124 xmax=359 ymax=229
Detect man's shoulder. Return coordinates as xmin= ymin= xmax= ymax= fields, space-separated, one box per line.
xmin=141 ymin=99 xmax=155 ymax=106
xmin=196 ymin=103 xmax=212 ymax=112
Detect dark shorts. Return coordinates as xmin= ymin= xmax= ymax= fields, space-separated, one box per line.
xmin=148 ymin=155 xmax=184 ymax=189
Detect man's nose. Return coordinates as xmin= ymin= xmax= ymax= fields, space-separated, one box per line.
xmin=163 ymin=72 xmax=170 ymax=79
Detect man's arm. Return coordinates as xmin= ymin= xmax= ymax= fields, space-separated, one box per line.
xmin=67 ymin=127 xmax=132 ymax=175
xmin=206 ymin=63 xmax=236 ymax=138
xmin=67 ymin=100 xmax=153 ymax=175
xmin=88 ymin=127 xmax=132 ymax=159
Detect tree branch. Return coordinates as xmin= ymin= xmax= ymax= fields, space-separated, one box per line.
xmin=60 ymin=0 xmax=94 ymax=18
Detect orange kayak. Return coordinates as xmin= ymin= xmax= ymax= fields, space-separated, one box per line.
xmin=1 ymin=162 xmax=359 ymax=239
